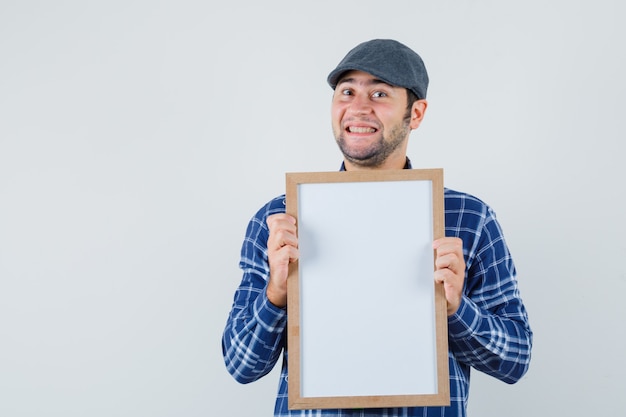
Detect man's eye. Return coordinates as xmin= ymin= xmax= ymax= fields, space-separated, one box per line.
xmin=372 ymin=91 xmax=387 ymax=98
xmin=341 ymin=89 xmax=353 ymax=96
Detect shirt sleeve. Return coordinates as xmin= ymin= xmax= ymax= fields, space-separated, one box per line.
xmin=221 ymin=197 xmax=288 ymax=384
xmin=446 ymin=200 xmax=533 ymax=384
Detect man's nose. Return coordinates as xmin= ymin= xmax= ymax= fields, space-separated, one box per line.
xmin=348 ymin=94 xmax=372 ymax=116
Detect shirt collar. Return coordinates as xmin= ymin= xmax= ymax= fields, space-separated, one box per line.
xmin=339 ymin=157 xmax=413 ymax=171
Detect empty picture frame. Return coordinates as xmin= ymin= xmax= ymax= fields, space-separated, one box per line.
xmin=285 ymin=169 xmax=449 ymax=410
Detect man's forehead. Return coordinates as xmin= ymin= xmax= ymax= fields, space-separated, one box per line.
xmin=336 ymin=70 xmax=398 ymax=88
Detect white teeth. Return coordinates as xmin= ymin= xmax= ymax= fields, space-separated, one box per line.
xmin=348 ymin=126 xmax=376 ymax=133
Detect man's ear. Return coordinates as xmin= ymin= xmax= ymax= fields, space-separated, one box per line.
xmin=410 ymin=99 xmax=428 ymax=130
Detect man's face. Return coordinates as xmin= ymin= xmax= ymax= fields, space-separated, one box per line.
xmin=331 ymin=70 xmax=412 ymax=169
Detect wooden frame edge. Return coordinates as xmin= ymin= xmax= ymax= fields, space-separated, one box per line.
xmin=286 ymin=169 xmax=449 ymax=410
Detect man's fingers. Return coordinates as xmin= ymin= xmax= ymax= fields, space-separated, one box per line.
xmin=267 ymin=214 xmax=298 ymax=251
xmin=267 ymin=213 xmax=296 ymax=229
xmin=435 ymin=253 xmax=458 ymax=272
xmin=434 ymin=263 xmax=459 ymax=279
xmin=269 ymin=229 xmax=298 ymax=251
xmin=433 ymin=237 xmax=464 ymax=272
xmin=433 ymin=237 xmax=463 ymax=254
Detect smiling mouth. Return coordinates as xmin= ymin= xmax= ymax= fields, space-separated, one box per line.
xmin=347 ymin=126 xmax=377 ymax=133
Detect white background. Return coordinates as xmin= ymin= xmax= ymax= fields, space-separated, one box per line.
xmin=1 ymin=1 xmax=624 ymax=416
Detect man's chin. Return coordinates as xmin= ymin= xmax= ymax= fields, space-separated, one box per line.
xmin=342 ymin=153 xmax=383 ymax=168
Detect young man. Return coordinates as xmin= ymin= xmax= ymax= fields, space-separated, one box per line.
xmin=222 ymin=39 xmax=533 ymax=416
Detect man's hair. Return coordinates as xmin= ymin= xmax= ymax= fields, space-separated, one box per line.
xmin=404 ymin=89 xmax=420 ymax=123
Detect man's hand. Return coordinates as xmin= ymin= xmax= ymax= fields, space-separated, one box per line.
xmin=266 ymin=213 xmax=299 ymax=308
xmin=433 ymin=237 xmax=465 ymax=316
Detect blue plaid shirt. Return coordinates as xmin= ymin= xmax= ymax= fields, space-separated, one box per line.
xmin=222 ymin=168 xmax=532 ymax=416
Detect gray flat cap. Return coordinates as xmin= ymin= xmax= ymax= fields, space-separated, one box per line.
xmin=327 ymin=39 xmax=429 ymax=99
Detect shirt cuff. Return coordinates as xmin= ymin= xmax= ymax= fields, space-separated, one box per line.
xmin=253 ymin=290 xmax=288 ymax=334
xmin=447 ymin=296 xmax=480 ymax=340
